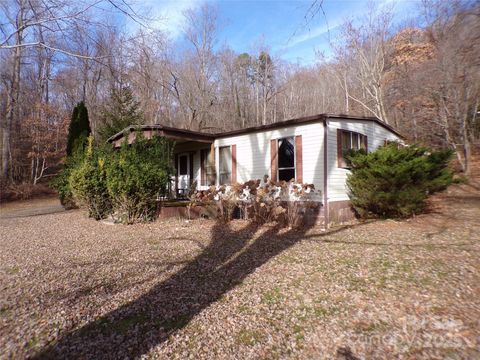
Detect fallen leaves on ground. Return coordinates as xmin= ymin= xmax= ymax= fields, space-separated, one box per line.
xmin=0 ymin=181 xmax=479 ymax=359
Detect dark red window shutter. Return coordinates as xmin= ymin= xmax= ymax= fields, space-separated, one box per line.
xmin=295 ymin=135 xmax=303 ymax=183
xmin=337 ymin=129 xmax=344 ymax=168
xmin=270 ymin=139 xmax=278 ymax=182
xmin=200 ymin=149 xmax=206 ymax=186
xmin=231 ymin=144 xmax=237 ymax=183
xmin=364 ymin=135 xmax=368 ymax=152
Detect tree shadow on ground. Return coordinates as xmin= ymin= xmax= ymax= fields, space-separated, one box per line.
xmin=34 ymin=218 xmax=319 ymax=359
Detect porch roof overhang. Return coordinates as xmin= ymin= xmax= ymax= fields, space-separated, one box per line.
xmin=107 ymin=125 xmax=215 ymax=147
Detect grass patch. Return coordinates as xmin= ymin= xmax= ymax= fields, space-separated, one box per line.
xmin=236 ymin=328 xmax=263 ymax=346
xmin=369 ymin=255 xmax=416 ymax=289
xmin=277 ymin=253 xmax=301 ymax=264
xmin=78 ymin=314 xmax=149 ymax=337
xmin=293 ymin=324 xmax=305 ymax=342
xmin=261 ymin=287 xmax=283 ymax=305
xmin=147 ymin=238 xmax=161 ymax=247
xmin=27 ymin=336 xmax=40 ymax=350
xmin=347 ymin=276 xmax=369 ymax=292
xmin=238 ymin=305 xmax=249 ymax=313
xmin=353 ymin=320 xmax=390 ymax=334
xmin=0 ymin=306 xmax=11 ymax=317
xmin=6 ymin=266 xmax=20 ymax=275
xmin=313 ymin=305 xmax=342 ymax=318
xmin=159 ymin=314 xmax=190 ymax=332
xmin=111 ymin=314 xmax=149 ymax=334
xmin=341 ymin=256 xmax=361 ymax=270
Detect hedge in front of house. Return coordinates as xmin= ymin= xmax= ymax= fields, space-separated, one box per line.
xmin=105 ymin=135 xmax=174 ymax=223
xmin=69 ymin=134 xmax=174 ymax=223
xmin=346 ymin=142 xmax=453 ymax=219
xmin=69 ymin=137 xmax=111 ymax=220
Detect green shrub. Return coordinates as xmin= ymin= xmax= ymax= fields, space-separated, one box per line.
xmin=69 ymin=137 xmax=112 ymax=220
xmin=105 ymin=135 xmax=174 ymax=223
xmin=51 ymin=149 xmax=84 ymax=209
xmin=346 ymin=142 xmax=453 ymax=219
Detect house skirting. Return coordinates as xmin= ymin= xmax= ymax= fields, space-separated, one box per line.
xmin=157 ymin=200 xmax=355 ymax=226
xmin=327 ymin=200 xmax=356 ymax=224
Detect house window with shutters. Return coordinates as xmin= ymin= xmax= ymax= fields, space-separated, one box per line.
xmin=337 ymin=129 xmax=368 ymax=168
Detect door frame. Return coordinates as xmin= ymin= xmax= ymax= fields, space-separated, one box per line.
xmin=177 ymin=152 xmax=190 ymax=196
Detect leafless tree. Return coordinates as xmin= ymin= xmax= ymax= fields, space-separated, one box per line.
xmin=332 ymin=5 xmax=394 ymax=124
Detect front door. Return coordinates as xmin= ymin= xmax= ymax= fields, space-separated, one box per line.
xmin=177 ymin=153 xmax=190 ymax=195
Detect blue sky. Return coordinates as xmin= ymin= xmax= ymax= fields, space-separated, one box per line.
xmin=138 ymin=0 xmax=422 ymax=64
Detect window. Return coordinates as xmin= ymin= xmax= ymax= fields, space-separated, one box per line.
xmin=201 ymin=149 xmax=216 ymax=186
xmin=179 ymin=155 xmax=188 ymax=175
xmin=337 ymin=130 xmax=368 ymax=168
xmin=278 ymin=137 xmax=295 ymax=181
xmin=219 ymin=146 xmax=232 ymax=185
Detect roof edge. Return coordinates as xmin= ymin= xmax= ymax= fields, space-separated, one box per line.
xmin=107 ymin=113 xmax=405 ymax=143
xmin=106 ymin=124 xmax=215 ymax=143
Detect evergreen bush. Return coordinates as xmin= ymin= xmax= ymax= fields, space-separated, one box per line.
xmin=69 ymin=136 xmax=111 ymax=220
xmin=105 ymin=135 xmax=174 ymax=223
xmin=51 ymin=148 xmax=84 ymax=209
xmin=346 ymin=142 xmax=453 ymax=218
xmin=66 ymin=101 xmax=91 ymax=156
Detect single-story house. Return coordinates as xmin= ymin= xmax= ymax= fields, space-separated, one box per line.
xmin=107 ymin=113 xmax=404 ymax=224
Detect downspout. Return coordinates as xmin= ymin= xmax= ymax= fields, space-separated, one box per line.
xmin=323 ymin=118 xmax=329 ymax=229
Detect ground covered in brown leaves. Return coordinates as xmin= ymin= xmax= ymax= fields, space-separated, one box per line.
xmin=1 ymin=181 xmax=479 ymax=359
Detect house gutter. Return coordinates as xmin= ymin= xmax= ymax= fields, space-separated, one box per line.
xmin=323 ymin=118 xmax=329 ymax=229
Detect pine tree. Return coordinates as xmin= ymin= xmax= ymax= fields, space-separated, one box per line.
xmin=66 ymin=101 xmax=91 ymax=156
xmin=97 ymin=86 xmax=143 ymax=143
xmin=53 ymin=102 xmax=90 ymax=208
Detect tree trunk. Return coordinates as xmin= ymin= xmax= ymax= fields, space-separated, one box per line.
xmin=462 ymin=113 xmax=472 ymax=175
xmin=255 ymin=81 xmax=259 ymax=125
xmin=2 ymin=8 xmax=24 ymax=182
xmin=344 ymin=72 xmax=349 ymax=113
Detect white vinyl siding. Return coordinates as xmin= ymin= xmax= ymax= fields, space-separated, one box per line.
xmin=215 ymin=122 xmax=324 ymax=189
xmin=327 ymin=119 xmax=401 ymax=202
xmin=174 ymin=118 xmax=401 ymax=203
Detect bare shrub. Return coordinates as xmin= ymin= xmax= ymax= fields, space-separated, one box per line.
xmin=189 ymin=179 xmax=322 ymax=227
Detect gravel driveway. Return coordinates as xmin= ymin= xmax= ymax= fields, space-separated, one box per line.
xmin=1 ymin=183 xmax=479 ymax=359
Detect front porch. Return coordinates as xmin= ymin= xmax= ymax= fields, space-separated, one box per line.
xmin=107 ymin=124 xmax=216 ymax=199
xmin=173 ymin=140 xmax=216 ymax=199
